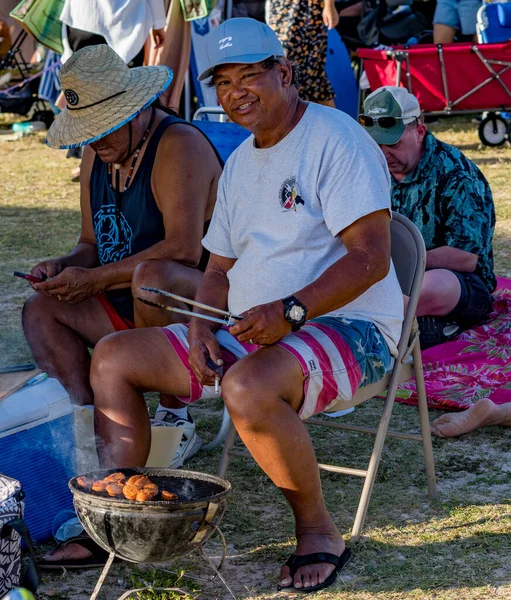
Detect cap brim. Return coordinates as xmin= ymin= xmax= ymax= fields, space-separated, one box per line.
xmin=46 ymin=66 xmax=173 ymax=149
xmin=197 ymin=52 xmax=278 ymax=81
xmin=364 ymin=122 xmax=406 ymax=146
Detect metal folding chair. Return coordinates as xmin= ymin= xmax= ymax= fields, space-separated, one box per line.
xmin=216 ymin=212 xmax=437 ymax=541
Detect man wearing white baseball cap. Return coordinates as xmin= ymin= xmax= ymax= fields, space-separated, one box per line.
xmin=90 ymin=19 xmax=404 ymax=593
xmin=360 ymin=86 xmax=496 ymax=354
xmin=197 ymin=17 xmax=286 ymax=81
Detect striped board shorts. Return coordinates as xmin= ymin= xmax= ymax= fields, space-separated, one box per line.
xmin=160 ymin=316 xmax=393 ymax=420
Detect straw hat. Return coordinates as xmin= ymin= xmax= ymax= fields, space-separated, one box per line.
xmin=47 ymin=45 xmax=173 ymax=150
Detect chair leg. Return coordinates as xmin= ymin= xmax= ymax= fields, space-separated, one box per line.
xmin=217 ymin=419 xmax=236 ymax=479
xmin=412 ymin=343 xmax=437 ymax=500
xmin=351 ymin=372 xmax=401 ymax=541
xmin=202 ymin=406 xmax=232 ymax=451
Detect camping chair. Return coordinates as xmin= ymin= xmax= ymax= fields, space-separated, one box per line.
xmin=192 ymin=107 xmax=251 ymax=163
xmin=477 ymin=2 xmax=511 ymax=44
xmin=216 ymin=211 xmax=437 ymax=541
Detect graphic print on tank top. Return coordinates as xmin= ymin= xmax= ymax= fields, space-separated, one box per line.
xmin=93 ymin=204 xmax=133 ymax=264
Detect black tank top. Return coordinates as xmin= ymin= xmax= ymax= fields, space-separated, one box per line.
xmin=90 ymin=114 xmax=221 ymax=321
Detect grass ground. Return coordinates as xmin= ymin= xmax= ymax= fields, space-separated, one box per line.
xmin=0 ymin=117 xmax=510 ymax=599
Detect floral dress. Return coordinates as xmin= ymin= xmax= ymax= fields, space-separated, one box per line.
xmin=269 ymin=0 xmax=334 ymax=103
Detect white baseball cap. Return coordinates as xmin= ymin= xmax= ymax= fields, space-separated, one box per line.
xmin=198 ymin=18 xmax=284 ymax=82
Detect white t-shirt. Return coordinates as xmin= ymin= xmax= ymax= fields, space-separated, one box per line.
xmin=203 ymin=103 xmax=403 ymax=355
xmin=60 ymin=0 xmax=167 ymax=64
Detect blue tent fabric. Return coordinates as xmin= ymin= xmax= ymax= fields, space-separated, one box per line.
xmin=326 ymin=29 xmax=358 ymax=119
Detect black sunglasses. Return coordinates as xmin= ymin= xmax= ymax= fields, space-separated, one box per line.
xmin=358 ymin=114 xmax=414 ymax=128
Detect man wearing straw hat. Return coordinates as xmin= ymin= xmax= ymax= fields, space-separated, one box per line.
xmin=89 ymin=19 xmax=404 ymax=593
xmin=22 ymin=45 xmax=222 ymax=482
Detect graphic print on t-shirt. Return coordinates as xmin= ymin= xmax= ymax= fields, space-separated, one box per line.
xmin=279 ymin=176 xmax=305 ymax=211
xmin=93 ymin=204 xmax=133 ymax=265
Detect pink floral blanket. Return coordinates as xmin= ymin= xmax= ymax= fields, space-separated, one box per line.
xmin=397 ymin=276 xmax=511 ymax=411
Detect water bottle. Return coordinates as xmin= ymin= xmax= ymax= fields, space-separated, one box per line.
xmin=2 ymin=589 xmax=35 ymax=600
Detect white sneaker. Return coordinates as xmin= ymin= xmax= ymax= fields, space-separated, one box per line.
xmin=151 ymin=410 xmax=202 ymax=469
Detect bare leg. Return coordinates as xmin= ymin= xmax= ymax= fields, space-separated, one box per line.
xmin=55 ymin=90 xmax=66 ymax=110
xmin=433 ymin=23 xmax=456 ymax=44
xmin=132 ymin=259 xmax=203 ymax=328
xmin=90 ymin=328 xmax=191 ymax=466
xmin=22 ymin=293 xmax=115 ymax=405
xmin=132 ymin=259 xmax=204 ymax=411
xmin=222 ymin=347 xmax=345 ymax=591
xmin=431 ymin=398 xmax=511 ymax=438
xmin=415 ymin=270 xmax=461 ymax=317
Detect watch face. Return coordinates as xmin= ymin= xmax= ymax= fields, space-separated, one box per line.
xmin=289 ymin=305 xmax=305 ymax=322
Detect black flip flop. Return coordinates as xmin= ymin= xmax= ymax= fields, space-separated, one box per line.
xmin=277 ymin=547 xmax=352 ymax=594
xmin=37 ymin=534 xmax=114 ymax=570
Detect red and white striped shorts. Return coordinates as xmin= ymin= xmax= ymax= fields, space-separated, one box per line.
xmin=160 ymin=316 xmax=392 ymax=420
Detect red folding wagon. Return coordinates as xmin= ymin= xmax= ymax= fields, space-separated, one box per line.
xmin=358 ymin=42 xmax=511 ymax=146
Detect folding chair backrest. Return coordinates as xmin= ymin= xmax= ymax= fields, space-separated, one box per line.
xmin=192 ymin=120 xmax=251 ymax=163
xmin=390 ymin=211 xmax=425 ymax=297
xmin=389 ymin=212 xmax=426 ymax=358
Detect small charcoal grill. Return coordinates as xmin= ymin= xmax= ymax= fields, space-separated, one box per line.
xmin=69 ymin=467 xmax=231 ymax=599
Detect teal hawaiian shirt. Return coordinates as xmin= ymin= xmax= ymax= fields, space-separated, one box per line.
xmin=391 ymin=132 xmax=496 ymax=293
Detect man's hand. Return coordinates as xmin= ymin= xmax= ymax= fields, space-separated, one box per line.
xmin=323 ymin=2 xmax=340 ymax=29
xmin=30 ymin=258 xmax=67 ymax=282
xmin=33 ymin=267 xmax=102 ymax=304
xmin=151 ymin=28 xmax=166 ymax=49
xmin=229 ymin=300 xmax=292 ymax=346
xmin=188 ymin=327 xmax=224 ymax=386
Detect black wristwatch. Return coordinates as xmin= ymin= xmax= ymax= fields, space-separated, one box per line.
xmin=282 ymin=295 xmax=308 ymax=332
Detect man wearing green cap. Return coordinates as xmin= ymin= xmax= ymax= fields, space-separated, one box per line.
xmin=360 ymin=86 xmax=496 ymax=350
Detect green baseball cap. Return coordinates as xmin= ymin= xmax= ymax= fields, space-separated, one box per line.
xmin=361 ymin=86 xmax=421 ymax=145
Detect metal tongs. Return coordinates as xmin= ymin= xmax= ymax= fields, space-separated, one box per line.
xmin=137 ymin=287 xmax=242 ymax=326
